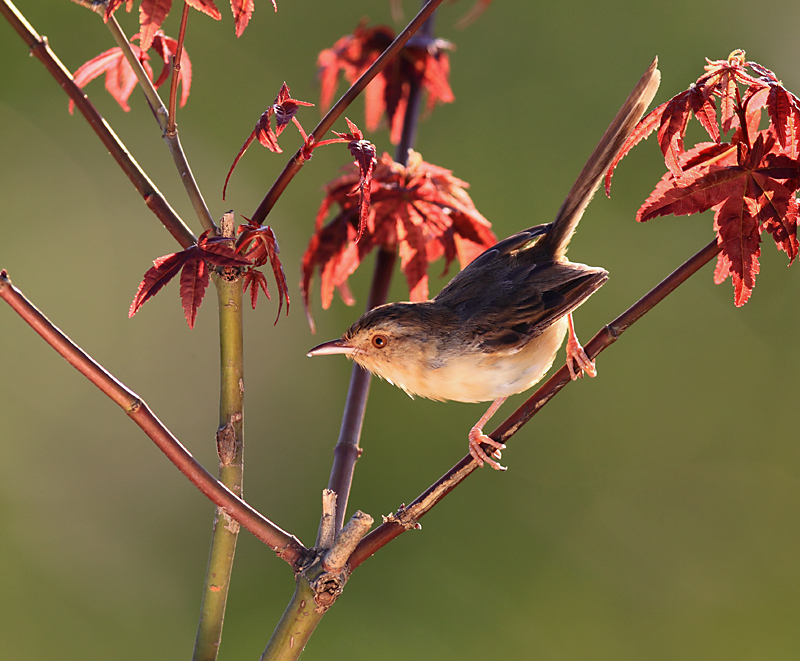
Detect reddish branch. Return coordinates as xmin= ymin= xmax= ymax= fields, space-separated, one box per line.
xmin=348 ymin=238 xmax=722 ymax=568
xmin=0 ymin=270 xmax=308 ymax=568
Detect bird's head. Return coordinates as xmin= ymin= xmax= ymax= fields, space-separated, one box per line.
xmin=307 ymin=301 xmax=446 ymax=394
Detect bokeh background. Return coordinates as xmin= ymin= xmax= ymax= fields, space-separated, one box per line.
xmin=2 ymin=1 xmax=799 ymax=659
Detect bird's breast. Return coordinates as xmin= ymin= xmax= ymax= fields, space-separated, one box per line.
xmin=371 ymin=317 xmax=570 ymax=403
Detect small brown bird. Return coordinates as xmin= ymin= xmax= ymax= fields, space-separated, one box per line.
xmin=309 ymin=60 xmax=660 ymax=470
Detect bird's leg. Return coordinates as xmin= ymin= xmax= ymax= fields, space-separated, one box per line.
xmin=566 ymin=312 xmax=596 ymax=380
xmin=468 ymin=397 xmax=508 ymax=471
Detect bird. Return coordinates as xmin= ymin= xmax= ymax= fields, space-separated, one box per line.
xmin=308 ymin=59 xmax=660 ymax=471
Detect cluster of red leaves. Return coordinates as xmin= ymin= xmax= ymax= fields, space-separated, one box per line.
xmin=237 ymin=218 xmax=290 ymax=323
xmin=70 ymin=30 xmax=190 ymax=114
xmin=607 ymin=50 xmax=800 ymax=306
xmin=223 ymin=82 xmax=314 ymax=200
xmin=301 ymin=150 xmax=497 ymax=330
xmin=130 ymin=224 xmax=289 ymax=328
xmin=104 ymin=0 xmax=274 ymax=47
xmin=317 ymin=23 xmax=454 ymax=144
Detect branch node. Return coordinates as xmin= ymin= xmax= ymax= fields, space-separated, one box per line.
xmin=215 ymin=419 xmax=239 ymax=466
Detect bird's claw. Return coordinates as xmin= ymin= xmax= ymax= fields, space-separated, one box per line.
xmin=566 ymin=316 xmax=596 ymax=380
xmin=468 ymin=427 xmax=507 ymax=471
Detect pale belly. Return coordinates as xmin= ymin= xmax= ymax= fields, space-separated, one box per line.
xmin=384 ymin=317 xmax=569 ymax=403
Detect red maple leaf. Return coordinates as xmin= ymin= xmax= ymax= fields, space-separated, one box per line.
xmin=130 ymin=230 xmax=251 ymax=328
xmin=607 ymin=51 xmax=800 ymax=306
xmin=69 ymin=31 xmax=192 ymax=114
xmin=300 ymin=151 xmax=496 ymax=330
xmin=138 ymin=0 xmax=221 ymax=51
xmin=317 ymin=23 xmax=454 ymax=144
xmin=105 ymin=0 xmax=272 ymax=43
xmin=223 ymin=82 xmax=314 ymax=200
xmin=637 ymin=135 xmax=799 ymax=306
xmin=70 ymin=43 xmax=151 ymax=114
xmin=236 ymin=218 xmax=290 ymax=323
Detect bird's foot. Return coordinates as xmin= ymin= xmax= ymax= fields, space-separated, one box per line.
xmin=468 ymin=426 xmax=507 ymax=471
xmin=566 ymin=313 xmax=596 ymax=380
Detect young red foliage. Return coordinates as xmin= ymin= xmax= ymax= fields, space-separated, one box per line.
xmin=608 ymin=50 xmax=800 ymax=306
xmin=325 ymin=118 xmax=378 ymax=242
xmin=104 ymin=0 xmax=271 ymax=44
xmin=70 ymin=43 xmax=151 ymax=114
xmin=130 ymin=230 xmax=251 ymax=328
xmin=223 ymin=82 xmax=313 ymax=200
xmin=69 ymin=31 xmax=191 ymax=113
xmin=236 ymin=218 xmax=290 ymax=323
xmin=300 ymin=150 xmax=496 ymax=330
xmin=317 ymin=23 xmax=454 ymax=144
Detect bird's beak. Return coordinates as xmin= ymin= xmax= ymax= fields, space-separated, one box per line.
xmin=307 ymin=338 xmax=357 ymax=358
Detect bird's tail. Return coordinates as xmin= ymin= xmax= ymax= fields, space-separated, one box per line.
xmin=543 ymin=58 xmax=661 ymax=260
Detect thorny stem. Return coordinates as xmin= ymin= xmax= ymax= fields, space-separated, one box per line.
xmin=0 ymin=270 xmax=308 ymax=568
xmin=248 ymin=0 xmax=446 ymax=226
xmin=192 ymin=272 xmax=246 ymax=661
xmin=317 ymin=2 xmax=436 ymax=540
xmin=0 ymin=0 xmax=196 ymax=248
xmin=101 ymin=7 xmax=217 ymax=234
xmin=347 ymin=238 xmax=723 ymax=568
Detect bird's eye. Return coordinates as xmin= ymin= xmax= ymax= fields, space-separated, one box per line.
xmin=372 ymin=334 xmax=387 ymax=349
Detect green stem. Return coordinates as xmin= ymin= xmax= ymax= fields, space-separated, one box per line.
xmin=260 ymin=572 xmax=324 ymax=661
xmin=193 ymin=274 xmax=246 ymax=660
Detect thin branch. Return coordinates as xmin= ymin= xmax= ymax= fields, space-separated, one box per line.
xmin=0 ymin=270 xmax=308 ymax=568
xmin=102 ymin=9 xmax=217 ymax=234
xmin=248 ymin=0 xmax=446 ymax=226
xmin=167 ymin=1 xmax=190 ymax=132
xmin=0 ymin=0 xmax=196 ymax=248
xmin=348 ymin=238 xmax=722 ymax=568
xmin=317 ymin=1 xmax=437 ymax=539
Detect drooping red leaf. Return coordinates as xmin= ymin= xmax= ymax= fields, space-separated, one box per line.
xmin=657 ymin=90 xmax=692 ymax=178
xmin=70 ymin=31 xmax=193 ymax=114
xmin=301 ymin=151 xmax=496 ymax=328
xmin=713 ymin=195 xmax=761 ymax=307
xmin=330 ymin=118 xmax=378 ymax=242
xmin=236 ymin=219 xmax=290 ymax=323
xmin=243 ymin=269 xmax=270 ymax=309
xmin=129 ymin=250 xmax=190 ymax=318
xmin=179 ymin=250 xmax=209 ymax=328
xmin=70 ymin=45 xmax=152 ymax=114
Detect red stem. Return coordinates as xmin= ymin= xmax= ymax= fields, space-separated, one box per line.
xmin=166 ymin=1 xmax=190 ymax=133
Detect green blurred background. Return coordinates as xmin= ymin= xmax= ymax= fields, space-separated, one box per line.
xmin=2 ymin=1 xmax=799 ymax=659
